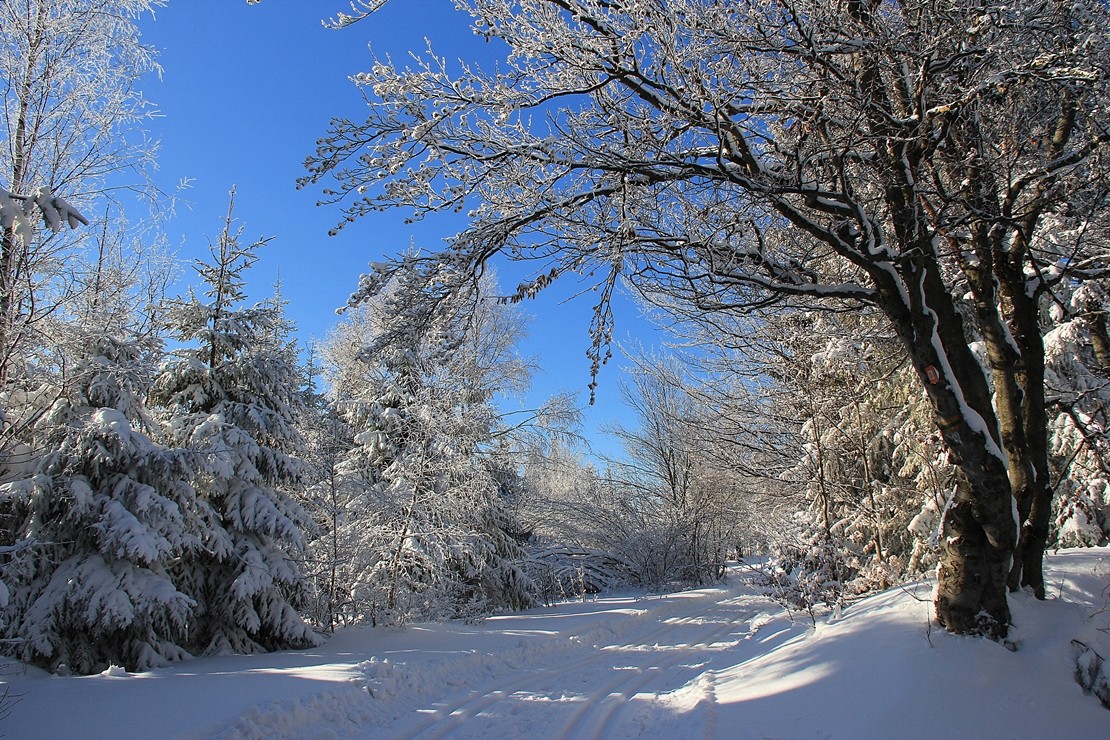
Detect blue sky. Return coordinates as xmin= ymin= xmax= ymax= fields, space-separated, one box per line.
xmin=138 ymin=0 xmax=655 ymax=459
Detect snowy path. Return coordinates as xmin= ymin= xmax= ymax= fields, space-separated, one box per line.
xmin=218 ymin=574 xmax=801 ymax=739
xmin=6 ymin=550 xmax=1108 ymax=739
xmin=387 ymin=579 xmax=776 ymax=739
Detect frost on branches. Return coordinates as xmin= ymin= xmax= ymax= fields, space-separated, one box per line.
xmin=1044 ymin=269 xmax=1110 ymax=548
xmin=315 ymin=268 xmax=536 ymax=627
xmin=149 ymin=193 xmax=320 ymax=656
xmin=306 ymin=0 xmax=1110 ymax=637
xmin=761 ymin=310 xmax=949 ymax=606
xmin=0 ymin=0 xmax=159 ymax=385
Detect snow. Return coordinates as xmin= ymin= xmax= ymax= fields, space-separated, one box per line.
xmin=923 ymin=303 xmax=1008 ymax=467
xmin=4 ymin=549 xmax=1107 ymax=739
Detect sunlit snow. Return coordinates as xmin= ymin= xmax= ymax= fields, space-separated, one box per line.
xmin=4 ymin=549 xmax=1106 ymax=739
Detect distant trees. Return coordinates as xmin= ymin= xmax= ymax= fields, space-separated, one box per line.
xmin=600 ymin=351 xmax=741 ymax=585
xmin=511 ymin=347 xmax=752 ymax=591
xmin=679 ymin=306 xmax=952 ymax=605
xmin=304 ymin=0 xmax=1110 ymax=637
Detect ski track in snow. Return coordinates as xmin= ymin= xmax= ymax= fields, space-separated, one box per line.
xmin=7 ymin=550 xmax=1109 ymax=739
xmin=396 ymin=587 xmax=754 ymax=740
xmin=211 ymin=575 xmax=791 ymax=740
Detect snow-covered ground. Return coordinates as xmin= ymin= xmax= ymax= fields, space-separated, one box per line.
xmin=4 ymin=548 xmax=1107 ymax=739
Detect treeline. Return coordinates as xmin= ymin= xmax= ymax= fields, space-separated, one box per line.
xmin=3 ymin=0 xmax=1110 ymax=676
xmin=0 ymin=186 xmax=572 ymax=673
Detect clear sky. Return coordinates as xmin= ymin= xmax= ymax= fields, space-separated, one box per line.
xmin=137 ymin=0 xmax=655 ymax=459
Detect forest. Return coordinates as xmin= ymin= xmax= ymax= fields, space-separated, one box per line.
xmin=0 ymin=0 xmax=1108 ymax=698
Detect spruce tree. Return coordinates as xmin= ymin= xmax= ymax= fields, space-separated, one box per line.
xmin=149 ymin=191 xmax=319 ymax=655
xmin=0 ymin=326 xmax=206 ymax=674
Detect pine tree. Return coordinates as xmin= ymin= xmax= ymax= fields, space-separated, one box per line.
xmin=149 ymin=190 xmax=319 ymax=655
xmin=318 ymin=272 xmax=535 ymax=626
xmin=0 ymin=326 xmax=207 ymax=674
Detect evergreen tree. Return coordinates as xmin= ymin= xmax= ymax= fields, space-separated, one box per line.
xmin=318 ymin=272 xmax=536 ymax=626
xmin=0 ymin=182 xmax=196 ymax=674
xmin=149 ymin=191 xmax=319 ymax=655
xmin=0 ymin=326 xmax=207 ymax=674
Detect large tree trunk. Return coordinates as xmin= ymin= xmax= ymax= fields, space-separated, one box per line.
xmin=998 ymin=95 xmax=1080 ymax=599
xmin=877 ymin=251 xmax=1017 ymax=637
xmin=969 ymin=259 xmax=1051 ymax=599
xmin=935 ymin=494 xmax=1013 ymax=638
xmin=843 ymin=9 xmax=1020 ymax=635
xmin=930 ymin=418 xmax=1016 ymax=637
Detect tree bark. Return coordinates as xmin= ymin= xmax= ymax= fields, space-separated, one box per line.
xmin=935 ymin=493 xmax=1013 ymax=638
xmin=874 ymin=251 xmax=1017 ymax=636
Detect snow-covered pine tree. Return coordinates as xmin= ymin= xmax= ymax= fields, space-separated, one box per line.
xmin=319 ymin=268 xmax=535 ymax=626
xmin=0 ymin=323 xmax=209 ymax=674
xmin=0 ymin=167 xmax=201 ymax=675
xmin=149 ymin=191 xmax=319 ymax=655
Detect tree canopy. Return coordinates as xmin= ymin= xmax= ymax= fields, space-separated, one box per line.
xmin=303 ymin=0 xmax=1110 ymax=636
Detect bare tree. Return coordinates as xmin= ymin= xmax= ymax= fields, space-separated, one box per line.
xmin=602 ymin=349 xmax=743 ymax=584
xmin=0 ymin=0 xmax=161 ymax=383
xmin=303 ymin=1 xmax=1110 ymax=637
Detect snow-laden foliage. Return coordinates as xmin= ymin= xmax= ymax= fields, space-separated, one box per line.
xmin=305 ymin=0 xmax=1110 ymax=636
xmin=294 ymin=381 xmax=362 ymax=632
xmin=0 ymin=0 xmax=161 ymax=384
xmin=774 ymin=311 xmax=951 ymax=582
xmin=313 ymin=272 xmax=538 ymax=626
xmin=0 ymin=330 xmax=207 ymax=674
xmin=149 ymin=193 xmax=319 ymax=656
xmin=0 ymin=0 xmax=159 ymax=194
xmin=1044 ymin=273 xmax=1110 ymax=547
xmin=0 ymin=187 xmax=87 ymax=246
